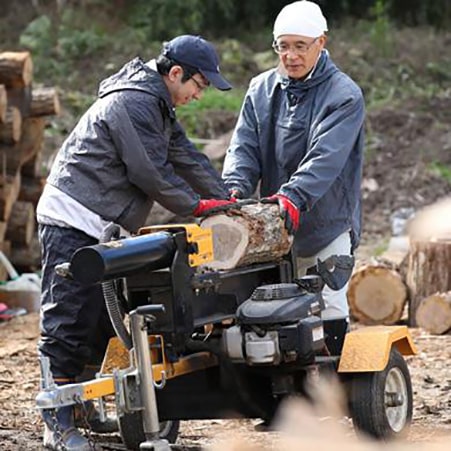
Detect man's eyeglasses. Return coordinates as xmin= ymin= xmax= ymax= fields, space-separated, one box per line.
xmin=191 ymin=76 xmax=209 ymax=92
xmin=272 ymin=37 xmax=319 ymax=56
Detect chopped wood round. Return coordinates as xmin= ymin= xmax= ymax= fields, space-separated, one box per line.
xmin=0 ymin=85 xmax=6 ymax=123
xmin=0 ymin=107 xmax=21 ymax=144
xmin=0 ymin=52 xmax=33 ymax=88
xmin=30 ymin=87 xmax=60 ymax=116
xmin=415 ymin=292 xmax=451 ymax=335
xmin=200 ymin=203 xmax=293 ymax=270
xmin=347 ymin=264 xmax=408 ymax=325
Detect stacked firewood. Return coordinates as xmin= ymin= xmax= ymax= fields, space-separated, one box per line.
xmin=0 ymin=51 xmax=60 ymax=279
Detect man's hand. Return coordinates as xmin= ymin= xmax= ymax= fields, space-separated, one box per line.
xmin=193 ymin=198 xmax=237 ymax=217
xmin=261 ymin=194 xmax=300 ymax=234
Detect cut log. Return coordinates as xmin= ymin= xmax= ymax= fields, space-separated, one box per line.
xmin=0 ymin=171 xmax=21 ymax=221
xmin=407 ymin=239 xmax=451 ymax=326
xmin=0 ymin=84 xmax=6 ymax=123
xmin=415 ymin=291 xmax=451 ymax=335
xmin=347 ymin=262 xmax=408 ymax=325
xmin=1 ymin=117 xmax=45 ymax=175
xmin=7 ymin=85 xmax=32 ymax=118
xmin=5 ymin=201 xmax=35 ymax=246
xmin=0 ymin=51 xmax=33 ymax=88
xmin=31 ymin=87 xmax=60 ymax=116
xmin=200 ymin=203 xmax=292 ymax=270
xmin=0 ymin=106 xmax=21 ymax=144
xmin=10 ymin=235 xmax=41 ymax=273
xmin=18 ymin=176 xmax=46 ymax=206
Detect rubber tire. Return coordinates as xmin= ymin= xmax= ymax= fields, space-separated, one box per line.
xmin=118 ymin=411 xmax=179 ymax=450
xmin=348 ymin=347 xmax=413 ymax=440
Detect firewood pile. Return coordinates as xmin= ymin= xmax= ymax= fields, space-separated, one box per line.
xmin=0 ymin=51 xmax=60 ymax=280
xmin=348 ymin=197 xmax=451 ymax=335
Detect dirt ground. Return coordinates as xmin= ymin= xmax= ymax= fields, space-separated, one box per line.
xmin=1 ymin=313 xmax=451 ymax=450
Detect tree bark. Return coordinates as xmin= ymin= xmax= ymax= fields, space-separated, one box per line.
xmin=0 ymin=52 xmax=33 ymax=89
xmin=200 ymin=203 xmax=293 ymax=270
xmin=0 ymin=84 xmax=6 ymax=123
xmin=5 ymin=201 xmax=35 ymax=246
xmin=415 ymin=291 xmax=451 ymax=334
xmin=407 ymin=239 xmax=451 ymax=326
xmin=347 ymin=261 xmax=408 ymax=325
xmin=31 ymin=87 xmax=60 ymax=116
xmin=0 ymin=106 xmax=21 ymax=144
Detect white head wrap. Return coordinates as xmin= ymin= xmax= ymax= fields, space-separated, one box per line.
xmin=273 ymin=1 xmax=328 ymax=40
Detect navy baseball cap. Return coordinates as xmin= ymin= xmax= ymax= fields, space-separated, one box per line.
xmin=163 ymin=35 xmax=232 ymax=91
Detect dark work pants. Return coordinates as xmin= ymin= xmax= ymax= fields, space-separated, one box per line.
xmin=38 ymin=224 xmax=115 ymax=379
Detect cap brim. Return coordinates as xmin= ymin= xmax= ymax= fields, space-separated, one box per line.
xmin=200 ymin=69 xmax=232 ymax=91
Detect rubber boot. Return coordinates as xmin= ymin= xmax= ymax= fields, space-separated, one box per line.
xmin=323 ymin=319 xmax=349 ymax=356
xmin=42 ymin=405 xmax=102 ymax=450
xmin=74 ymin=399 xmax=118 ymax=433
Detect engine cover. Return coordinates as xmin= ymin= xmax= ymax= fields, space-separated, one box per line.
xmin=236 ymin=283 xmax=322 ymax=325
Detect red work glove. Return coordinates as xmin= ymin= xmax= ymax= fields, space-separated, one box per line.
xmin=261 ymin=194 xmax=300 ymax=235
xmin=193 ymin=198 xmax=237 ymax=217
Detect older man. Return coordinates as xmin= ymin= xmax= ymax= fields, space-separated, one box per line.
xmin=223 ymin=1 xmax=365 ymax=355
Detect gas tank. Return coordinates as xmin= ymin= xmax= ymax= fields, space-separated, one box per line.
xmin=236 ymin=283 xmax=323 ymax=325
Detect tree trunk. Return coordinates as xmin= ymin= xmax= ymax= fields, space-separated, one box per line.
xmin=200 ymin=203 xmax=293 ymax=270
xmin=31 ymin=87 xmax=60 ymax=116
xmin=5 ymin=201 xmax=35 ymax=246
xmin=347 ymin=261 xmax=408 ymax=325
xmin=0 ymin=106 xmax=21 ymax=144
xmin=7 ymin=85 xmax=32 ymax=118
xmin=0 ymin=84 xmax=6 ymax=123
xmin=415 ymin=291 xmax=451 ymax=334
xmin=0 ymin=52 xmax=33 ymax=89
xmin=407 ymin=239 xmax=451 ymax=326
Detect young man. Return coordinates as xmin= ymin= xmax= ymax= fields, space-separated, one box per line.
xmin=222 ymin=1 xmax=365 ymax=355
xmin=37 ymin=35 xmax=235 ymax=450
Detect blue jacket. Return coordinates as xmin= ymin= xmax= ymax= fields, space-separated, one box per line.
xmin=222 ymin=51 xmax=365 ymax=257
xmin=47 ymin=57 xmax=228 ymax=233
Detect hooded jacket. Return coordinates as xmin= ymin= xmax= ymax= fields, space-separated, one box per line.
xmin=47 ymin=57 xmax=227 ymax=233
xmin=222 ymin=50 xmax=365 ymax=257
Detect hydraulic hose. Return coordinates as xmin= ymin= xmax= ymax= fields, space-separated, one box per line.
xmin=100 ymin=223 xmax=133 ymax=350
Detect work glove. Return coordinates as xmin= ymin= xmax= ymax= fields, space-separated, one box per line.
xmin=260 ymin=194 xmax=300 ymax=235
xmin=193 ymin=198 xmax=237 ymax=217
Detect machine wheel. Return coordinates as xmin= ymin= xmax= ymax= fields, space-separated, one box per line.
xmin=348 ymin=347 xmax=412 ymax=440
xmin=118 ymin=411 xmax=179 ymax=450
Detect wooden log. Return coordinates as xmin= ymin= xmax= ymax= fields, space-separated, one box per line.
xmin=0 ymin=84 xmax=6 ymax=123
xmin=5 ymin=201 xmax=35 ymax=246
xmin=7 ymin=85 xmax=32 ymax=118
xmin=415 ymin=291 xmax=451 ymax=334
xmin=0 ymin=171 xmax=21 ymax=221
xmin=407 ymin=240 xmax=451 ymax=326
xmin=0 ymin=51 xmax=33 ymax=89
xmin=0 ymin=106 xmax=21 ymax=144
xmin=0 ymin=117 xmax=45 ymax=175
xmin=18 ymin=176 xmax=46 ymax=206
xmin=0 ymin=240 xmax=12 ymax=282
xmin=31 ymin=87 xmax=60 ymax=116
xmin=347 ymin=262 xmax=408 ymax=325
xmin=200 ymin=203 xmax=293 ymax=270
xmin=10 ymin=235 xmax=41 ymax=273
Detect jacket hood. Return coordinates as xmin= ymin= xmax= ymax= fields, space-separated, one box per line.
xmin=98 ymin=57 xmax=173 ymax=111
xmin=277 ymin=50 xmax=339 ymax=92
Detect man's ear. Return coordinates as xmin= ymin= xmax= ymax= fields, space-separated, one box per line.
xmin=168 ymin=65 xmax=183 ymax=83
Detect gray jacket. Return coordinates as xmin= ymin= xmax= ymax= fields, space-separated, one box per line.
xmin=222 ymin=50 xmax=365 ymax=257
xmin=47 ymin=57 xmax=227 ymax=233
